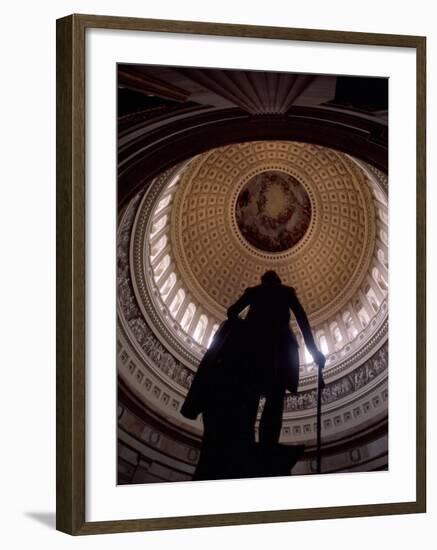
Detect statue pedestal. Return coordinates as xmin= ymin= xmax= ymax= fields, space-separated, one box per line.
xmin=193 ymin=442 xmax=305 ymax=481
xmin=254 ymin=443 xmax=305 ymax=478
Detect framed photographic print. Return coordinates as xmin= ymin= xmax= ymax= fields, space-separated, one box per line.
xmin=56 ymin=14 xmax=426 ymax=535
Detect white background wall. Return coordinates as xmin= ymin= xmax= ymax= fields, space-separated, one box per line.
xmin=0 ymin=0 xmax=435 ymax=547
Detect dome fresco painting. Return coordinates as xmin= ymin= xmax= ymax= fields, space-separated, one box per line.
xmin=235 ymin=170 xmax=312 ymax=253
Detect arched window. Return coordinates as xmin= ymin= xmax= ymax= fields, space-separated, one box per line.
xmin=343 ymin=310 xmax=358 ymax=338
xmin=358 ymin=306 xmax=369 ymax=327
xmin=150 ymin=214 xmax=168 ymax=236
xmin=161 ymin=272 xmax=176 ymax=300
xmin=156 ymin=194 xmax=172 ymax=214
xmin=169 ymin=289 xmax=185 ymax=317
xmin=330 ymin=322 xmax=343 ymax=349
xmin=167 ymin=175 xmax=179 ymax=189
xmin=373 ymin=267 xmax=388 ymax=291
xmin=354 ymin=298 xmax=369 ymax=327
xmin=180 ymin=303 xmax=196 ymax=332
xmin=316 ymin=331 xmax=329 ymax=355
xmin=366 ymin=287 xmax=380 ymax=312
xmin=378 ymin=208 xmax=389 ymax=225
xmin=193 ymin=314 xmax=208 ymax=343
xmin=377 ymin=248 xmax=389 ymax=269
xmin=154 ymin=254 xmax=170 ymax=280
xmin=207 ymin=324 xmax=219 ymax=348
xmin=320 ymin=335 xmax=329 ymax=355
xmin=372 ymin=186 xmax=387 ymax=205
xmin=150 ymin=235 xmax=167 ymax=259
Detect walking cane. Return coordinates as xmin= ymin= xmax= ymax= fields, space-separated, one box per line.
xmin=316 ymin=361 xmax=325 ymax=474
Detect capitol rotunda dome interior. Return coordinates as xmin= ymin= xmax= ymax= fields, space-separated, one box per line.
xmin=116 ymin=67 xmax=389 ymax=483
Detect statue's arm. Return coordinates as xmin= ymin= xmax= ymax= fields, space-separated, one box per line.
xmin=227 ymin=288 xmax=252 ymax=319
xmin=289 ymin=288 xmax=326 ymax=367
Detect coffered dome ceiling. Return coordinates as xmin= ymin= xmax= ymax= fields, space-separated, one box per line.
xmin=169 ymin=140 xmax=376 ymax=322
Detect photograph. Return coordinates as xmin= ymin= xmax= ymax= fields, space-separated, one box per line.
xmin=1 ymin=0 xmax=432 ymax=545
xmin=116 ymin=65 xmax=390 ymax=484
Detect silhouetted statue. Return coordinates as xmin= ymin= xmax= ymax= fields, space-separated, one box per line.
xmin=181 ymin=317 xmax=259 ymax=479
xmin=227 ymin=270 xmax=325 ymax=446
xmin=181 ymin=270 xmax=325 ymax=480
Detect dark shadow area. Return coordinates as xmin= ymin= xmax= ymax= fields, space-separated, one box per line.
xmin=181 ymin=271 xmax=325 ymax=481
xmin=24 ymin=511 xmax=56 ymax=529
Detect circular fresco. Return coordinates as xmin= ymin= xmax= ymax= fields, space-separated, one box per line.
xmin=235 ymin=170 xmax=312 ymax=252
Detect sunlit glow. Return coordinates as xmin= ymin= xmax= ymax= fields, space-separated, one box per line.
xmin=304 ymin=345 xmax=313 ymax=363
xmin=150 ymin=235 xmax=167 ymax=259
xmin=193 ymin=314 xmax=208 ymax=343
xmin=161 ymin=272 xmax=176 ymax=300
xmin=169 ymin=288 xmax=185 ymax=317
xmin=150 ymin=214 xmax=168 ymax=236
xmin=207 ymin=324 xmax=219 ymax=348
xmin=154 ymin=254 xmax=170 ymax=281
xmin=180 ymin=303 xmax=196 ymax=332
xmin=155 ymin=194 xmax=172 ymax=214
xmin=319 ymin=335 xmax=329 ymax=354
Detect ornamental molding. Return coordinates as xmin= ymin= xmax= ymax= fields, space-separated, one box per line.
xmin=118 ymin=322 xmax=388 ymax=445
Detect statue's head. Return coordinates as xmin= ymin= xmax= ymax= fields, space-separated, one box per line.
xmin=261 ymin=270 xmax=282 ymax=285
